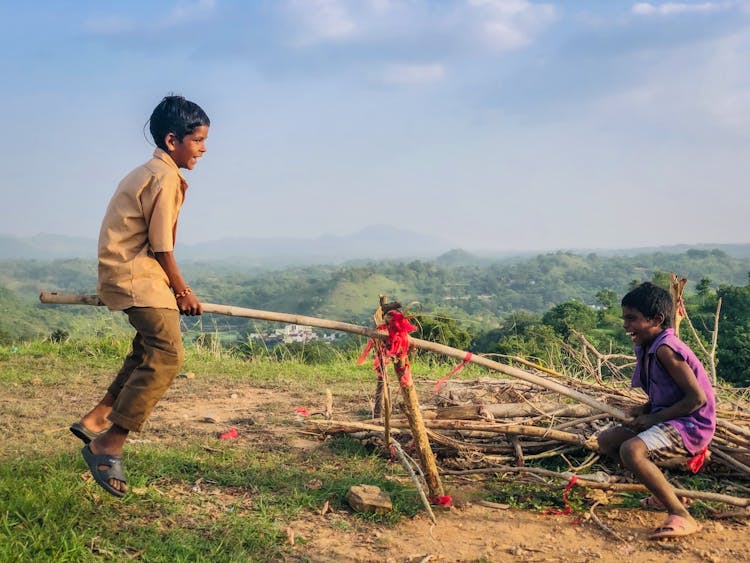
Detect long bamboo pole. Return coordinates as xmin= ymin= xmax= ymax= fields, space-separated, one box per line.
xmin=39 ymin=292 xmax=631 ymax=422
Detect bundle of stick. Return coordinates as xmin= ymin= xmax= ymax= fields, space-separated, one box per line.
xmin=308 ymin=373 xmax=750 ymax=511
xmin=310 ymin=375 xmax=750 ymax=473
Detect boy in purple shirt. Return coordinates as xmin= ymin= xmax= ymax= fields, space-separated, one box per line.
xmin=597 ymin=282 xmax=715 ymax=539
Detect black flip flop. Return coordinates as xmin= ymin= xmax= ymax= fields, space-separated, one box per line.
xmin=69 ymin=422 xmax=103 ymax=444
xmin=81 ymin=444 xmax=127 ymax=498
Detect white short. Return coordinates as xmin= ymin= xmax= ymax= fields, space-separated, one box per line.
xmin=637 ymin=422 xmax=689 ymax=462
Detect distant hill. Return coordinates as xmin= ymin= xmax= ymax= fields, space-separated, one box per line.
xmin=181 ymin=225 xmax=453 ymax=262
xmin=436 ymin=248 xmax=478 ymax=265
xmin=0 ymin=234 xmax=96 ymax=260
xmin=3 ymin=246 xmax=750 ymax=337
xmin=479 ymin=243 xmax=750 ymax=260
xmin=3 ymin=231 xmax=750 ymax=265
xmin=0 ymin=226 xmax=453 ymax=263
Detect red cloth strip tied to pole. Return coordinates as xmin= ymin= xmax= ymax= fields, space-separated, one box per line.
xmin=357 ymin=323 xmax=387 ymax=375
xmin=434 ymin=352 xmax=473 ymax=394
xmin=384 ymin=312 xmax=417 ymax=387
xmin=385 ymin=312 xmax=415 ymax=357
xmin=357 ymin=312 xmax=416 ymax=387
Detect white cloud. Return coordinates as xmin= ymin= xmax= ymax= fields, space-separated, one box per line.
xmin=481 ymin=20 xmax=531 ymax=50
xmin=593 ymin=30 xmax=750 ymax=133
xmin=632 ymin=2 xmax=725 ymax=16
xmin=702 ymin=33 xmax=750 ymax=128
xmin=280 ymin=0 xmax=555 ymax=53
xmin=84 ymin=0 xmax=217 ymax=36
xmin=166 ymin=0 xmax=217 ymax=26
xmin=381 ymin=63 xmax=446 ymax=85
xmin=466 ymin=0 xmax=557 ymax=52
xmin=284 ymin=0 xmax=358 ymax=45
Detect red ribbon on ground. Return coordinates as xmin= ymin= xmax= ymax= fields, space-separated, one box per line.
xmin=544 ymin=475 xmax=579 ymax=516
xmin=219 ymin=428 xmax=238 ymax=440
xmin=687 ymin=446 xmax=707 ymax=473
xmin=434 ymin=352 xmax=473 ymax=394
xmin=430 ymin=495 xmax=452 ymax=507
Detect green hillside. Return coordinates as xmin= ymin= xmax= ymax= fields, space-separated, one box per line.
xmin=317 ymin=273 xmax=414 ymax=321
xmin=2 ymin=248 xmax=750 ymax=385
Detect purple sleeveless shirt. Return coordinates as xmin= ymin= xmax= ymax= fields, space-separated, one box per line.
xmin=631 ymin=328 xmax=716 ymax=454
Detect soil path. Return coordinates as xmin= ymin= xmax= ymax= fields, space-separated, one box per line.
xmin=7 ymin=375 xmax=750 ymax=562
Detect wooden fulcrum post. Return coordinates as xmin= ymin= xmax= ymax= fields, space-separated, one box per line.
xmin=377 ymin=298 xmax=445 ymax=503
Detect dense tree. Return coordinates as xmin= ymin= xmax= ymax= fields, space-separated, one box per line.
xmin=542 ymin=301 xmax=597 ymax=338
xmin=696 ymin=277 xmax=713 ymax=299
xmin=595 ymin=289 xmax=618 ymax=311
xmin=471 ymin=311 xmax=559 ymax=362
xmin=413 ymin=313 xmax=472 ymax=351
xmin=716 ymin=285 xmax=750 ymax=386
xmin=5 ymin=248 xmax=750 ymax=386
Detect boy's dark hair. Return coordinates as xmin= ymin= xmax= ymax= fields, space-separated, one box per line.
xmin=148 ymin=95 xmax=210 ymax=150
xmin=621 ymin=282 xmax=673 ymax=328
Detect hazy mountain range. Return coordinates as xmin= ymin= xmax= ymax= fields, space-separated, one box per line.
xmin=0 ymin=227 xmax=453 ymax=263
xmin=2 ymin=229 xmax=749 ymax=265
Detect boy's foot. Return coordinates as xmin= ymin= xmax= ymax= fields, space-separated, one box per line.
xmin=69 ymin=422 xmax=105 ymax=444
xmin=639 ymin=495 xmax=693 ymax=510
xmin=81 ymin=444 xmax=127 ymax=498
xmin=648 ymin=514 xmax=701 ymax=540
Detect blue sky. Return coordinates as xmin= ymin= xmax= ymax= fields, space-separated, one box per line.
xmin=2 ymin=0 xmax=749 ymax=252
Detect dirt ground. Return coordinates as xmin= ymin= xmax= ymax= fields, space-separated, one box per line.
xmin=7 ymin=373 xmax=750 ymax=563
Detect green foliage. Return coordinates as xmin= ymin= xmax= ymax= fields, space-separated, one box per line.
xmin=270 ymin=341 xmax=341 ymax=364
xmin=595 ymin=289 xmax=618 ymax=311
xmin=471 ymin=311 xmax=560 ymax=362
xmin=5 ymin=247 xmax=750 ymax=384
xmin=716 ymin=284 xmax=750 ymax=386
xmin=0 ymin=346 xmax=425 ymax=562
xmin=651 ymin=270 xmax=672 ymax=289
xmin=542 ymin=300 xmax=597 ymax=338
xmin=0 ymin=442 xmax=419 ymax=562
xmin=696 ymin=277 xmax=713 ymax=299
xmin=412 ymin=313 xmax=472 ymax=351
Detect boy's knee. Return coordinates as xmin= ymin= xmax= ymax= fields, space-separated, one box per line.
xmin=596 ymin=426 xmax=631 ymax=458
xmin=619 ymin=437 xmax=647 ymax=463
xmin=174 ymin=344 xmax=185 ymax=367
xmin=164 ymin=348 xmax=184 ymax=376
xmin=596 ymin=433 xmax=616 ymax=457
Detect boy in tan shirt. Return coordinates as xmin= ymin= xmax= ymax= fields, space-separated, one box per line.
xmin=70 ymin=95 xmax=209 ymax=497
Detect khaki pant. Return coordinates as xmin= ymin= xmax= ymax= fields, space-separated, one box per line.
xmin=107 ymin=307 xmax=184 ymax=432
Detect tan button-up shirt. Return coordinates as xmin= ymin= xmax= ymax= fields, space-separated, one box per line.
xmin=97 ymin=148 xmax=187 ymax=311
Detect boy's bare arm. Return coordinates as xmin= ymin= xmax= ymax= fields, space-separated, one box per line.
xmin=154 ymin=251 xmax=203 ymax=316
xmin=631 ymin=345 xmax=706 ymax=430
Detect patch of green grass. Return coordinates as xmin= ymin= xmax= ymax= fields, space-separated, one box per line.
xmin=0 ymin=436 xmax=421 ymax=562
xmin=0 ymin=339 xmax=434 ymax=561
xmin=484 ymin=478 xmax=588 ymax=513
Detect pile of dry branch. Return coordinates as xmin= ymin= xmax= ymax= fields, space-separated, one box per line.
xmin=308 ymin=363 xmax=750 ymax=512
xmin=307 ymin=280 xmax=750 ymax=515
